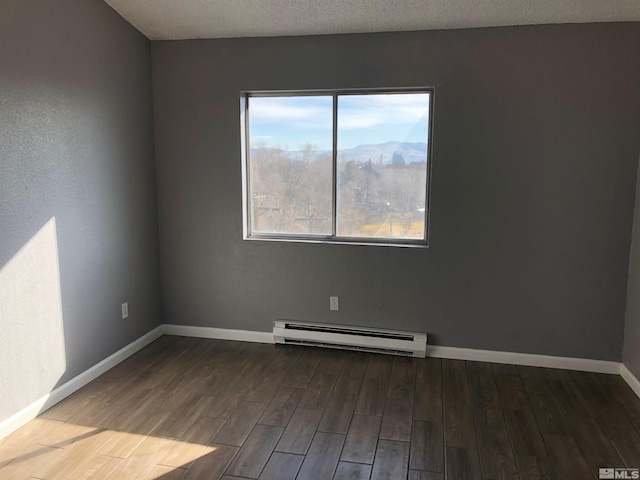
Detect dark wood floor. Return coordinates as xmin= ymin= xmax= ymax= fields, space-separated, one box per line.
xmin=1 ymin=335 xmax=640 ymax=480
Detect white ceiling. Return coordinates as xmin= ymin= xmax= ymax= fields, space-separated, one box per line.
xmin=104 ymin=0 xmax=640 ymax=40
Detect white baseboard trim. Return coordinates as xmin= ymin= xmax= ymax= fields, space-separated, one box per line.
xmin=162 ymin=324 xmax=274 ymax=344
xmin=0 ymin=326 xmax=164 ymax=440
xmin=163 ymin=325 xmax=621 ymax=374
xmin=427 ymin=345 xmax=621 ymax=374
xmin=621 ymin=364 xmax=640 ymax=398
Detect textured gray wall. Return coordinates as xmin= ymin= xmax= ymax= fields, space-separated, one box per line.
xmin=152 ymin=24 xmax=640 ymax=362
xmin=624 ymin=150 xmax=640 ymax=379
xmin=0 ymin=0 xmax=161 ymax=422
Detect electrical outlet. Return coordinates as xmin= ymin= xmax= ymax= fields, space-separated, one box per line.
xmin=121 ymin=302 xmax=129 ymax=319
xmin=330 ymin=296 xmax=339 ymax=311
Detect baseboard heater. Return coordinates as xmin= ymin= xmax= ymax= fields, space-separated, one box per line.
xmin=273 ymin=320 xmax=427 ymax=358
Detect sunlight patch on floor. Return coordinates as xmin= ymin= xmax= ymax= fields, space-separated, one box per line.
xmin=0 ymin=418 xmax=217 ymax=479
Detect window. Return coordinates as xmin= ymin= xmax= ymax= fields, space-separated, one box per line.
xmin=241 ymin=89 xmax=432 ymax=246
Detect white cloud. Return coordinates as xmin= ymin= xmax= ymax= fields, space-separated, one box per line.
xmin=250 ymin=99 xmax=316 ymax=120
xmin=338 ymin=113 xmax=383 ymax=129
xmin=338 ymin=93 xmax=430 ymax=130
xmin=249 ymin=93 xmax=430 ymax=133
xmin=249 ymin=97 xmax=332 ymax=130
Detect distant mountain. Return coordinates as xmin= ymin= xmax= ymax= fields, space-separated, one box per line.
xmin=338 ymin=141 xmax=427 ymax=165
xmin=252 ymin=141 xmax=428 ymax=165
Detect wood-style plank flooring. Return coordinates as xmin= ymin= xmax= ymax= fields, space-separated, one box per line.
xmin=1 ymin=335 xmax=640 ymax=479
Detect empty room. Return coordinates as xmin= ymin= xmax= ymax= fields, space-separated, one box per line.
xmin=2 ymin=0 xmax=640 ymax=479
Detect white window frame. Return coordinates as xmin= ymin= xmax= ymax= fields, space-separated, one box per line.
xmin=240 ymin=88 xmax=434 ymax=248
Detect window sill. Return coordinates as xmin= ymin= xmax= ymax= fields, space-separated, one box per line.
xmin=243 ymin=235 xmax=429 ymax=249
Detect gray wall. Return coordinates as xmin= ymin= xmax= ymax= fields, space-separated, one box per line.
xmin=0 ymin=0 xmax=161 ymax=422
xmin=152 ymin=24 xmax=640 ymax=362
xmin=624 ymin=149 xmax=640 ymax=379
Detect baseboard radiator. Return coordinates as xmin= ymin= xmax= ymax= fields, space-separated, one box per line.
xmin=273 ymin=320 xmax=427 ymax=358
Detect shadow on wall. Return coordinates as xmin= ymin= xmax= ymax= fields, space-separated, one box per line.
xmin=0 ymin=218 xmax=67 ymax=423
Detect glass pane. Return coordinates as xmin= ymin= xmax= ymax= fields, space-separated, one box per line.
xmin=336 ymin=93 xmax=430 ymax=240
xmin=248 ymin=96 xmax=333 ymax=236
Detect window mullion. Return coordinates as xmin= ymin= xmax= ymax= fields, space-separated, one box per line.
xmin=332 ymin=93 xmax=338 ymax=238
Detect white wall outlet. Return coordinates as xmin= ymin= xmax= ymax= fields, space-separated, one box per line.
xmin=121 ymin=302 xmax=129 ymax=319
xmin=330 ymin=296 xmax=339 ymax=311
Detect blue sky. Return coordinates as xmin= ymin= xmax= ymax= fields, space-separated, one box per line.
xmin=249 ymin=93 xmax=430 ymax=151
